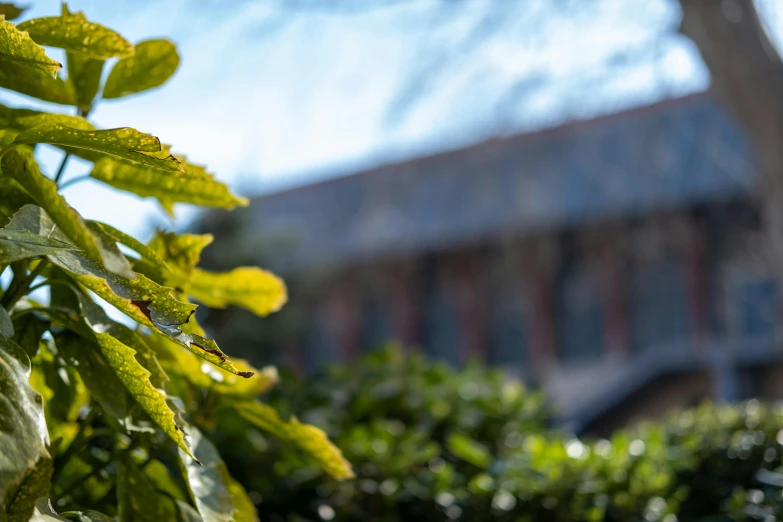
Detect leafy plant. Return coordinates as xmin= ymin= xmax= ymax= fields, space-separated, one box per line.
xmin=0 ymin=4 xmax=352 ymax=521
xmin=228 ymin=346 xmax=783 ymax=522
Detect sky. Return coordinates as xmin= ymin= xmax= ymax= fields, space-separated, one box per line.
xmin=2 ymin=0 xmax=782 ymax=238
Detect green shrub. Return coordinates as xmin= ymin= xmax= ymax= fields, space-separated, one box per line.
xmin=215 ymin=345 xmax=783 ymax=522
xmin=0 ymin=5 xmax=350 ymax=521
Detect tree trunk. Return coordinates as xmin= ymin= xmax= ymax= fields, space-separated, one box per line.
xmin=679 ymin=0 xmax=783 ymax=286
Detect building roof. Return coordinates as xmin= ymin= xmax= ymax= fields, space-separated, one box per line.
xmin=246 ymin=93 xmax=756 ymax=273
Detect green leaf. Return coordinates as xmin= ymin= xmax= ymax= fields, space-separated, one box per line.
xmin=133 ymin=230 xmax=212 ymax=287
xmin=55 ymin=291 xmax=194 ymax=458
xmin=17 ymin=14 xmax=132 ymax=60
xmin=0 ymin=4 xmax=26 ymax=21
xmin=0 ymin=307 xmax=12 ymax=338
xmin=0 ymin=60 xmax=76 ymax=105
xmin=90 ymin=156 xmax=248 ymax=211
xmin=1 ymin=154 xmax=133 ymax=277
xmin=0 ymin=16 xmax=61 ymax=76
xmin=179 ymin=427 xmax=259 ymax=522
xmin=150 ymin=231 xmax=212 ymax=280
xmin=155 ymin=335 xmax=278 ymax=398
xmin=67 ymin=54 xmax=103 ymax=113
xmin=118 ymin=457 xmax=178 ymax=522
xmin=61 ymin=3 xmax=104 ymax=112
xmin=226 ymin=476 xmax=259 ymax=522
xmin=144 ymin=459 xmax=186 ymax=502
xmin=232 ymin=400 xmax=354 ymax=480
xmin=54 ymin=331 xmax=129 ymax=422
xmin=0 ymin=337 xmax=49 ymax=509
xmin=93 ymin=221 xmax=170 ymax=277
xmin=51 ymin=246 xmax=246 ymax=377
xmin=446 ymin=433 xmax=491 ymax=469
xmin=0 ymin=178 xmax=33 ymax=226
xmin=189 ymin=267 xmax=287 ymax=317
xmin=4 ymin=453 xmax=53 ymax=522
xmin=29 ymin=341 xmax=87 ymax=443
xmin=11 ymin=311 xmax=47 ymax=358
xmin=13 ymin=113 xmax=93 ymax=131
xmin=103 ymin=39 xmax=179 ymax=99
xmin=0 ymin=230 xmax=77 ymax=264
xmin=13 ymin=125 xmax=184 ymax=172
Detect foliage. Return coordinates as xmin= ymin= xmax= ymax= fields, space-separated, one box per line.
xmin=214 ymin=345 xmax=783 ymax=522
xmin=0 ymin=5 xmax=351 ymax=521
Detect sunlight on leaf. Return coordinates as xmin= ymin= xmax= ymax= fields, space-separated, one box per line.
xmin=189 ymin=267 xmax=287 ymax=317
xmin=13 ymin=125 xmax=183 ymax=172
xmin=91 ymin=156 xmax=247 ymax=211
xmin=17 ymin=13 xmax=132 ymax=60
xmin=0 ymin=16 xmax=61 ymax=76
xmin=232 ymin=401 xmax=354 ymax=481
xmin=1 ymin=156 xmax=133 ymax=277
xmin=103 ymin=39 xmax=179 ymax=99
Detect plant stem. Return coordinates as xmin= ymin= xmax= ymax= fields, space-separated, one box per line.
xmin=59 ymin=174 xmax=91 ymax=191
xmin=1 ymin=259 xmax=49 ymax=309
xmin=54 ymin=153 xmax=71 ymax=184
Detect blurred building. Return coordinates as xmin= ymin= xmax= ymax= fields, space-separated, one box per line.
xmin=201 ymin=93 xmax=783 ymax=433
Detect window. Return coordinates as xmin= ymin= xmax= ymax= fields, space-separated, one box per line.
xmin=736 ymin=278 xmax=779 ymax=339
xmin=361 ymin=290 xmax=393 ymax=350
xmin=630 ymin=257 xmax=689 ymax=353
xmin=487 ymin=289 xmax=529 ymax=367
xmin=557 ymin=261 xmax=604 ymax=362
xmin=420 ymin=259 xmax=459 ymax=364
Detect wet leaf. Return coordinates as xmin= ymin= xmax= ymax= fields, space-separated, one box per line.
xmin=17 ymin=13 xmax=132 ymax=60
xmin=0 ymin=337 xmax=49 ymax=508
xmin=4 ymin=453 xmax=53 ymax=522
xmin=103 ymin=39 xmax=179 ymax=99
xmin=90 ymin=156 xmax=248 ymax=211
xmin=1 ymin=155 xmax=133 ymax=277
xmin=189 ymin=267 xmax=287 ymax=318
xmin=0 ymin=16 xmax=61 ymax=76
xmin=0 ymin=60 xmax=75 ymax=105
xmin=0 ymin=230 xmax=77 ymax=264
xmin=179 ymin=426 xmax=259 ymax=522
xmin=232 ymin=401 xmax=354 ymax=480
xmin=0 ymin=4 xmax=26 ymax=21
xmin=13 ymin=125 xmax=183 ymax=172
xmin=118 ymin=458 xmax=177 ymax=522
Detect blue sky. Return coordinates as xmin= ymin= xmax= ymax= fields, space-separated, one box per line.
xmin=3 ymin=0 xmax=782 ymax=237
